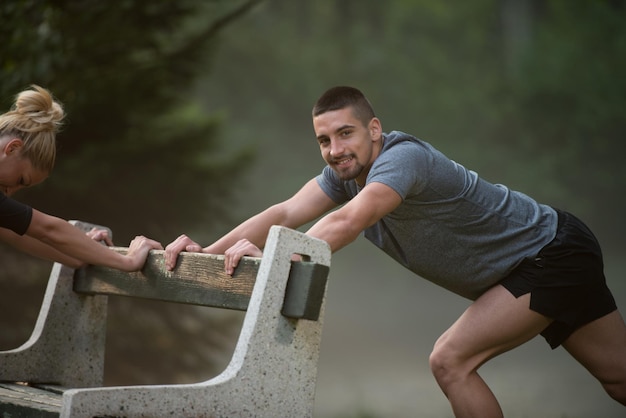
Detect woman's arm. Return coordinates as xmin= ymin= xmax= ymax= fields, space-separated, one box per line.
xmin=0 ymin=227 xmax=84 ymax=268
xmin=24 ymin=209 xmax=162 ymax=271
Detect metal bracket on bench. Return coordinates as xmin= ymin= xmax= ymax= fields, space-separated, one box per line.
xmin=283 ymin=262 xmax=330 ymax=321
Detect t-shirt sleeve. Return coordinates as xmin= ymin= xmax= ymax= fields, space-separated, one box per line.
xmin=315 ymin=166 xmax=350 ymax=205
xmin=366 ymin=140 xmax=428 ymax=200
xmin=0 ymin=193 xmax=33 ymax=235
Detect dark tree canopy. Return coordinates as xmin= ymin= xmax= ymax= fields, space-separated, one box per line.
xmin=1 ymin=0 xmax=262 ymax=243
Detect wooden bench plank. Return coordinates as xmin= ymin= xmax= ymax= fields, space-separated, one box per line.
xmin=73 ymin=248 xmax=259 ymax=311
xmin=73 ymin=248 xmax=330 ymax=320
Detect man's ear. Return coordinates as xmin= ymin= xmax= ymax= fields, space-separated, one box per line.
xmin=369 ymin=117 xmax=382 ymax=140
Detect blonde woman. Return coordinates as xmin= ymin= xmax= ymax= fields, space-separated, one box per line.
xmin=0 ymin=85 xmax=162 ymax=270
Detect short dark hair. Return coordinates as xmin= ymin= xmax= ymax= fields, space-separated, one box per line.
xmin=312 ymin=86 xmax=375 ymax=127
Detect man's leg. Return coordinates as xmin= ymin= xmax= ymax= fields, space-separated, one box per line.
xmin=562 ymin=310 xmax=626 ymax=405
xmin=429 ymin=285 xmax=552 ymax=418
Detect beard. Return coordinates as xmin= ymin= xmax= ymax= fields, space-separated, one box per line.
xmin=329 ymin=155 xmax=364 ymax=181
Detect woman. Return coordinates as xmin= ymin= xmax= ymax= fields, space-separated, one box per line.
xmin=0 ymin=85 xmax=161 ymax=270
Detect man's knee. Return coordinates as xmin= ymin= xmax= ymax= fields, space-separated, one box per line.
xmin=589 ymin=355 xmax=626 ymax=405
xmin=429 ymin=336 xmax=465 ymax=389
xmin=602 ymin=377 xmax=626 ymax=405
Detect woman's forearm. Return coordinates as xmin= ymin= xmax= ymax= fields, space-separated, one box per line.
xmin=25 ymin=210 xmax=132 ymax=270
xmin=0 ymin=227 xmax=83 ymax=268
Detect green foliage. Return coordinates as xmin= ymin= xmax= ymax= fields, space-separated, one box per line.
xmin=202 ymin=0 xmax=626 ymax=247
xmin=0 ymin=0 xmax=262 ymax=242
xmin=510 ymin=0 xmax=626 ymax=228
xmin=0 ymin=0 xmax=262 ymax=386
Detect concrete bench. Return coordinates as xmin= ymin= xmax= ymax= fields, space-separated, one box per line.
xmin=0 ymin=221 xmax=331 ymax=417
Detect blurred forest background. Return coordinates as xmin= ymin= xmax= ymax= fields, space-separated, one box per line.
xmin=1 ymin=0 xmax=625 ymax=417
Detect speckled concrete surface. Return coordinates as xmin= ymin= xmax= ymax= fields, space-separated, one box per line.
xmin=61 ymin=226 xmax=331 ymax=418
xmin=0 ymin=262 xmax=106 ymax=387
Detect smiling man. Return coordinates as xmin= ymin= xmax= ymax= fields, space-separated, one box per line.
xmin=165 ymin=86 xmax=626 ymax=417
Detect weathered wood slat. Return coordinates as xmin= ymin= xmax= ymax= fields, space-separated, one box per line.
xmin=73 ymin=248 xmax=260 ymax=311
xmin=73 ymin=248 xmax=330 ymax=320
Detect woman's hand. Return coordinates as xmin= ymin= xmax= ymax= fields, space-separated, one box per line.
xmin=124 ymin=235 xmax=163 ymax=272
xmin=86 ymin=227 xmax=114 ymax=246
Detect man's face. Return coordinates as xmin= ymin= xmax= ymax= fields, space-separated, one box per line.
xmin=313 ymin=107 xmax=381 ymax=186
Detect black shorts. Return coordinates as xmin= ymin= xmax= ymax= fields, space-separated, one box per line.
xmin=500 ymin=209 xmax=617 ymax=349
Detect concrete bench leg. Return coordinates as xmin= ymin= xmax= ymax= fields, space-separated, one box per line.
xmin=0 ymin=262 xmax=107 ymax=387
xmin=61 ymin=226 xmax=331 ymax=418
xmin=0 ymin=221 xmax=108 ymax=388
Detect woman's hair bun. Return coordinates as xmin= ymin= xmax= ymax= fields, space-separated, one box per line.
xmin=0 ymin=85 xmax=64 ymax=172
xmin=13 ymin=84 xmax=65 ymax=133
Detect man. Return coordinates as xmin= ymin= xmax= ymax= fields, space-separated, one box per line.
xmin=165 ymin=86 xmax=626 ymax=417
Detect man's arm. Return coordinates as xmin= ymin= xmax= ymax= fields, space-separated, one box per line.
xmin=165 ymin=178 xmax=338 ymax=271
xmin=220 ymin=181 xmax=401 ymax=275
xmin=305 ymin=181 xmax=402 ymax=252
xmin=206 ymin=178 xmax=337 ymax=253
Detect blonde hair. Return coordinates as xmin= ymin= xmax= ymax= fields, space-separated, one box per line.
xmin=0 ymin=85 xmax=64 ymax=172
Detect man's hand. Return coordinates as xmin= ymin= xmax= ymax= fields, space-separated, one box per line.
xmin=224 ymin=239 xmax=263 ymax=275
xmin=164 ymin=234 xmax=203 ymax=271
xmin=123 ymin=235 xmax=163 ymax=272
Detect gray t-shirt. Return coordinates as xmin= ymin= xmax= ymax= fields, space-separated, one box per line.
xmin=316 ymin=131 xmax=557 ymax=300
